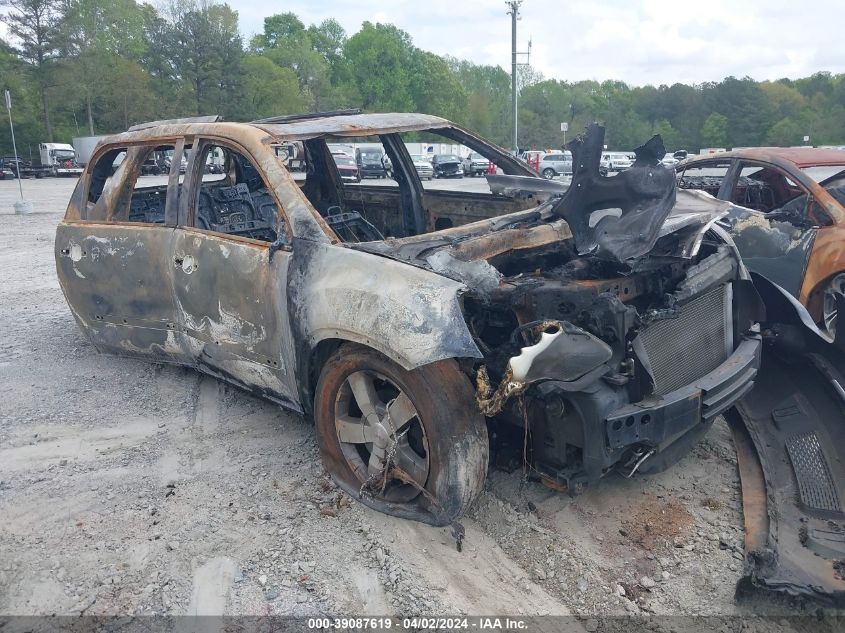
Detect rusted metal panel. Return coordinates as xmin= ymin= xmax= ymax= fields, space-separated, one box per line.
xmin=446 ymin=220 xmax=573 ymax=262
xmin=171 ymin=228 xmax=300 ymax=408
xmin=697 ymin=147 xmax=845 ymax=169
xmin=800 ymin=227 xmax=845 ymax=319
xmin=55 ymin=221 xmax=182 ymax=360
xmin=254 ymin=112 xmax=450 ymax=140
xmin=288 ymin=238 xmax=482 ymax=371
xmin=128 ymin=115 xmax=222 ymax=132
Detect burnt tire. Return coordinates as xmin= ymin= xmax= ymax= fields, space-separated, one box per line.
xmin=314 ymin=344 xmax=488 ymax=526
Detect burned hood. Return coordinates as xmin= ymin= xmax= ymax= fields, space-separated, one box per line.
xmin=552 ymin=124 xmax=679 ymax=262
xmin=350 ymin=197 xmax=732 ymax=296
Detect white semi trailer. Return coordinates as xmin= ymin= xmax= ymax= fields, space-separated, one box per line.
xmin=71 ymin=136 xmax=108 ymax=167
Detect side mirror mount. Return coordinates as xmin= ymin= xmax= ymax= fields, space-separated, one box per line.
xmin=268 ymin=237 xmax=290 ymax=263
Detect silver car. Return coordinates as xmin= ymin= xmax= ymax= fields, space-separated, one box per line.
xmin=538 ymin=152 xmax=572 ymax=179
xmin=409 ymin=154 xmax=433 ymax=180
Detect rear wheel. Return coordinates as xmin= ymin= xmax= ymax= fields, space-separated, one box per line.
xmin=314 ymin=344 xmax=488 ymax=526
xmin=542 ymin=168 xmax=556 ymax=179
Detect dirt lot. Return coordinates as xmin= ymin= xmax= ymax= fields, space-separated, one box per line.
xmin=0 ymin=178 xmax=838 ymax=629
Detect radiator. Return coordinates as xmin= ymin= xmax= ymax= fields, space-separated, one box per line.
xmin=638 ymin=284 xmax=733 ymax=395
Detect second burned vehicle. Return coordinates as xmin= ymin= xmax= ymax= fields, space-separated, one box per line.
xmin=55 ymin=113 xmax=761 ymax=530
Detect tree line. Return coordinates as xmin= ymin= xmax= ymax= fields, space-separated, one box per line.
xmin=1 ymin=0 xmax=844 ymax=157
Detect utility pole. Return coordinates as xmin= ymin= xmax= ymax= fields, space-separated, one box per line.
xmin=506 ymin=1 xmax=531 ymax=155
xmin=507 ymin=1 xmax=521 ymax=155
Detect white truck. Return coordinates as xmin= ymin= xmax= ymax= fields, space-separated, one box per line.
xmin=40 ymin=143 xmax=83 ymax=176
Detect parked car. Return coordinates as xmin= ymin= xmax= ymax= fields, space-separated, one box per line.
xmin=538 ymin=152 xmax=572 ymax=179
xmin=431 ymin=154 xmax=463 ymax=178
xmin=462 ymin=152 xmax=489 ymax=177
xmin=660 ymin=153 xmax=679 ymax=168
xmin=676 ymin=150 xmax=845 ymax=606
xmin=519 ymin=150 xmax=545 ymax=165
xmin=355 ymin=148 xmax=387 ymax=179
xmin=678 ymin=148 xmax=845 ymax=337
xmin=409 ymin=154 xmax=433 ymax=180
xmin=163 ymin=153 xmax=187 ymax=174
xmin=332 ymin=151 xmax=361 ymax=182
xmin=0 ymin=156 xmax=47 ymax=178
xmin=600 ymin=152 xmax=632 ymax=175
xmin=55 ymin=112 xmax=771 ymax=541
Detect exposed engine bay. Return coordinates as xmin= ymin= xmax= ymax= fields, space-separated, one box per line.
xmin=353 ymin=124 xmax=763 ymax=492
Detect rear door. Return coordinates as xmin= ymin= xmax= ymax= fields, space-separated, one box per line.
xmin=171 ymin=137 xmax=299 ymax=409
xmin=56 ymin=140 xmax=184 ymax=361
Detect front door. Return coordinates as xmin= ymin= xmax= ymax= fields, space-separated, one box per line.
xmin=171 ymin=139 xmax=299 ymax=409
xmin=722 ymin=160 xmax=818 ymax=299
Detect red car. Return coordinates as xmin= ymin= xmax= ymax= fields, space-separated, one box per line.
xmin=331 ymin=151 xmax=360 ymax=183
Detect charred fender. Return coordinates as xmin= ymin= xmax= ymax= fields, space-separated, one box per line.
xmin=288 ymin=238 xmax=483 ymax=406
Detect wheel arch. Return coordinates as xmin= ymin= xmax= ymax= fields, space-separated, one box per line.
xmin=289 ymin=239 xmax=483 ymax=414
xmin=800 ymin=229 xmax=845 ymax=322
xmin=298 ymin=334 xmax=477 ymax=417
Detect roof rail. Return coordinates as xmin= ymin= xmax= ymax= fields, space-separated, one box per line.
xmin=128 ymin=115 xmax=222 ymax=132
xmin=252 ymin=109 xmax=362 ymax=125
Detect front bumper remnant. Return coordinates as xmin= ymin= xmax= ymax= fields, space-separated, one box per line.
xmin=605 ymin=336 xmax=761 ymax=475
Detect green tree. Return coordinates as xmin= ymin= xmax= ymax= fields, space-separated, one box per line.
xmin=408 ymin=49 xmax=465 ymax=120
xmin=238 ymin=54 xmax=305 ymax=119
xmin=252 ymin=12 xmax=334 ymax=110
xmin=708 ymin=77 xmax=773 ymax=146
xmin=58 ymin=0 xmax=146 ymax=134
xmin=342 ymin=22 xmax=414 ymax=111
xmin=0 ymin=38 xmax=43 ymax=154
xmin=701 ymin=112 xmax=729 ymax=148
xmin=171 ymin=2 xmax=243 ymax=117
xmin=1 ymin=0 xmax=62 ymax=140
xmin=765 ymin=116 xmax=803 ymax=146
xmin=652 ymin=119 xmax=680 ymax=151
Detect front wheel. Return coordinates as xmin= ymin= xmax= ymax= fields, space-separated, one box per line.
xmin=823 ymin=273 xmax=845 ymax=338
xmin=314 ymin=345 xmax=488 ymax=526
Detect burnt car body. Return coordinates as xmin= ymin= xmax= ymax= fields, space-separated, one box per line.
xmin=676 ymin=149 xmax=845 ymax=605
xmin=678 ymin=149 xmax=845 ymax=337
xmin=56 ymin=112 xmax=762 ymax=537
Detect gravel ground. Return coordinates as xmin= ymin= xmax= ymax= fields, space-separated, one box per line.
xmin=0 ymin=178 xmax=839 ymax=629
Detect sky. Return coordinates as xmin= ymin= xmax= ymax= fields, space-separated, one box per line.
xmin=234 ymin=0 xmax=843 ymax=86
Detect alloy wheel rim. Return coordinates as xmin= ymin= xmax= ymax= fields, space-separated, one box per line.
xmin=823 ymin=274 xmax=845 ymax=338
xmin=334 ymin=370 xmax=429 ymax=502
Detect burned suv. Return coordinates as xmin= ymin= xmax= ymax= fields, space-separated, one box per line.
xmin=55 ymin=112 xmax=761 ymax=528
